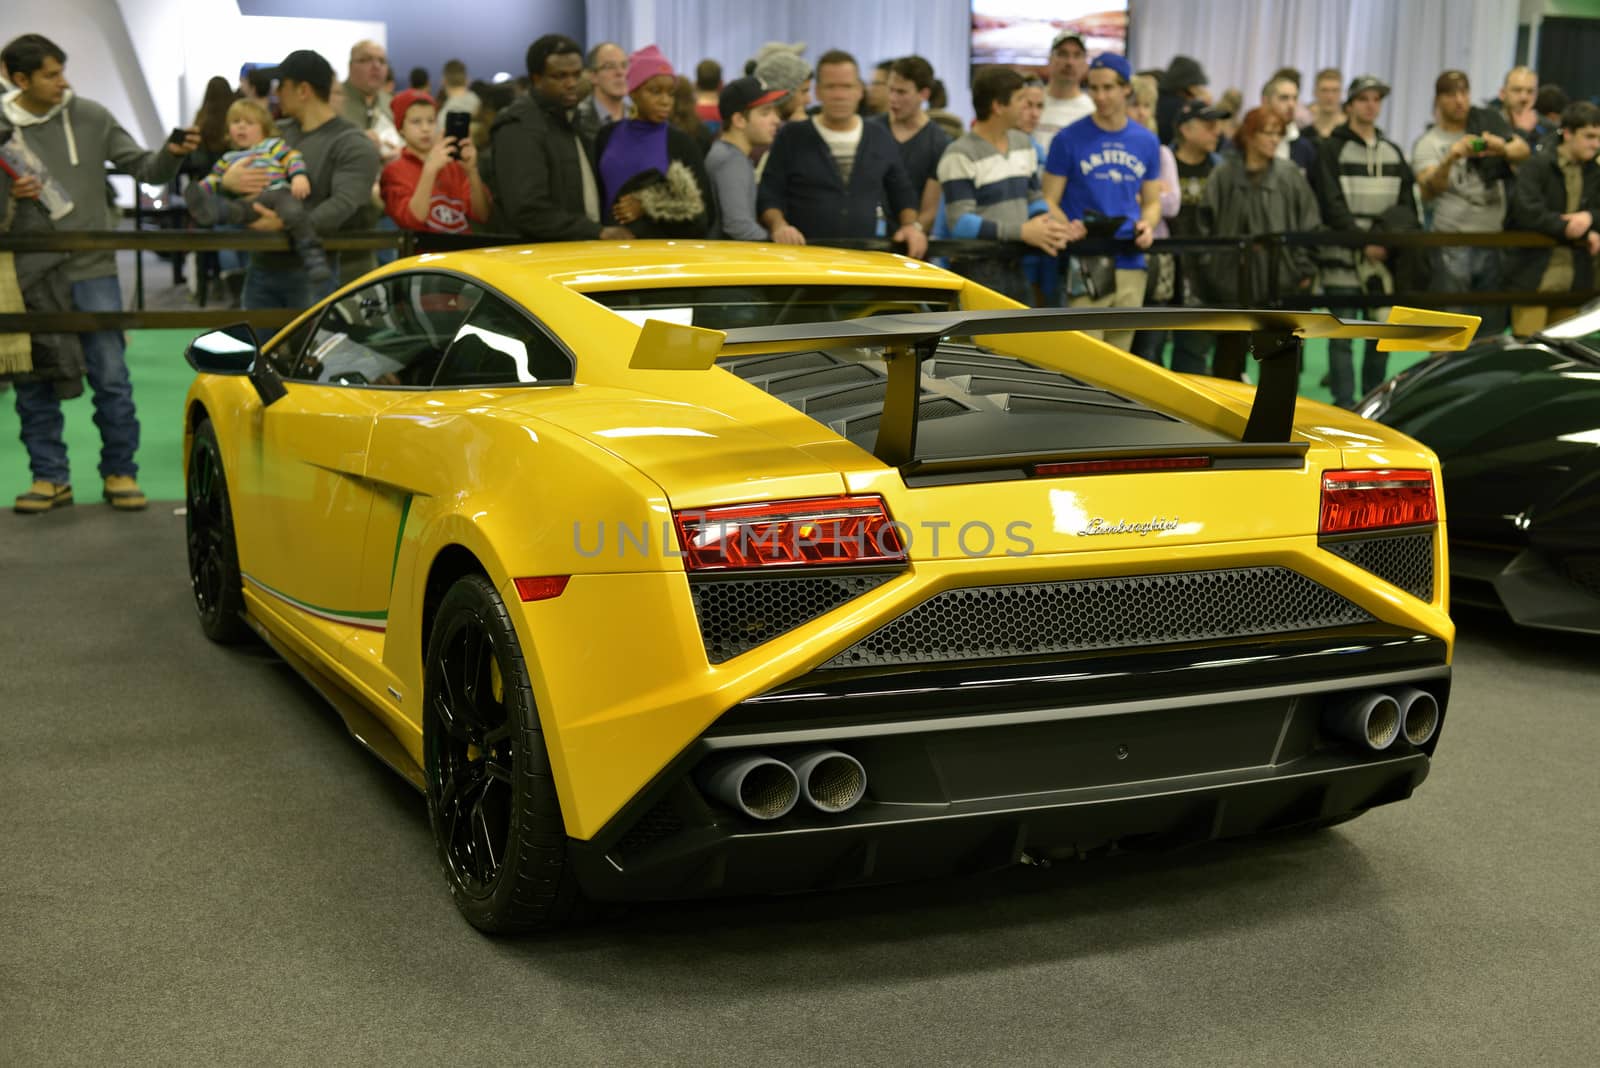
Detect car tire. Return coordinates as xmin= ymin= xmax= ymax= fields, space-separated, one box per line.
xmin=423 ymin=573 xmax=582 ymax=934
xmin=186 ymin=418 xmax=250 ymax=644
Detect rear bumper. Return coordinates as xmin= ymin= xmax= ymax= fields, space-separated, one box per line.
xmin=568 ymin=629 xmax=1449 ymax=901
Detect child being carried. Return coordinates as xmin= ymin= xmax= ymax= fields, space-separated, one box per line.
xmin=188 ymin=99 xmax=330 ymax=282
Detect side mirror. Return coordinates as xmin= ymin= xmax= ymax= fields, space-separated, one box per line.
xmin=185 ymin=323 xmax=286 ymax=407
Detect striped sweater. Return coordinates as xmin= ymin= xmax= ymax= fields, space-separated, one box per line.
xmin=937 ymin=129 xmax=1047 ymax=242
xmin=198 ymin=136 xmax=307 ymax=196
xmin=1311 ymin=123 xmax=1417 ymax=286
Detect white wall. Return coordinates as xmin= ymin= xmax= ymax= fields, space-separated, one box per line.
xmin=10 ymin=1 xmax=382 ymax=146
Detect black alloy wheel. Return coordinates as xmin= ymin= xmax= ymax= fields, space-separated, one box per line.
xmin=186 ymin=419 xmax=249 ymax=643
xmin=423 ymin=573 xmax=581 ymax=933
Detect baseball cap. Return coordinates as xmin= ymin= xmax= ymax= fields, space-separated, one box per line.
xmin=1434 ymin=69 xmax=1469 ymax=97
xmin=1176 ymin=98 xmax=1231 ymax=124
xmin=1090 ymin=53 xmax=1132 ymax=83
xmin=719 ymin=76 xmax=786 ymax=124
xmin=260 ymin=49 xmax=335 ymax=94
xmin=1050 ymin=31 xmax=1086 ymax=53
xmin=1346 ymin=74 xmax=1391 ymax=104
xmin=390 ymin=88 xmax=435 ymax=129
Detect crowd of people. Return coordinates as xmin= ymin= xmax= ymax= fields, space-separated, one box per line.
xmin=4 ymin=27 xmax=1600 ymax=514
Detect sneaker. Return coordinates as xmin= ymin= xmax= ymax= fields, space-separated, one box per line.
xmin=102 ymin=475 xmax=148 ymax=511
xmin=14 ymin=480 xmax=73 ymax=514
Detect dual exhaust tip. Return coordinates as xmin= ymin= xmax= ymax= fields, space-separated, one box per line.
xmin=1324 ymin=686 xmax=1440 ymax=751
xmin=697 ymin=749 xmax=866 ymax=821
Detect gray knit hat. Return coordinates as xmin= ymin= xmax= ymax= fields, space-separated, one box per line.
xmin=755 ymin=50 xmax=812 ymax=93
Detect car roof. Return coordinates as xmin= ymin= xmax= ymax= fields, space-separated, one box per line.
xmin=401 ymin=240 xmax=965 ymax=297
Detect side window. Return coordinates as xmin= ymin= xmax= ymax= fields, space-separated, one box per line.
xmin=292 ymin=273 xmax=481 ymax=387
xmin=433 ymin=294 xmax=575 ymax=388
xmin=262 ymin=313 xmax=317 ymax=377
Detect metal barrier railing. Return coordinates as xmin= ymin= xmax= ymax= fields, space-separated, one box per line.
xmin=1 ymin=227 xmax=1596 ymax=335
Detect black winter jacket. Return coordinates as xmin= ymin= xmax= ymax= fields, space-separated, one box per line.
xmin=487 ymin=95 xmax=603 ymax=241
xmin=1506 ymin=146 xmax=1600 ymax=293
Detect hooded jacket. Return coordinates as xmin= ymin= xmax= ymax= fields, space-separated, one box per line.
xmin=0 ymin=89 xmax=181 ymax=282
xmin=1311 ymin=122 xmax=1418 ymax=288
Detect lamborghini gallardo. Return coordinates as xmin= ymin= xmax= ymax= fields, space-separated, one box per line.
xmin=182 ymin=242 xmax=1475 ymax=932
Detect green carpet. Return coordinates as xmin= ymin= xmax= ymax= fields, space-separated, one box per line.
xmin=1 ymin=329 xmax=196 ymax=503
xmin=0 ymin=331 xmax=1433 ymax=505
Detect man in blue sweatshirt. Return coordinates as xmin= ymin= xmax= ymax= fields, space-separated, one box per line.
xmin=2 ymin=33 xmax=199 ymax=513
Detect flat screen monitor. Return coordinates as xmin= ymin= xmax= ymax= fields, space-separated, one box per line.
xmin=972 ymin=0 xmax=1130 ymax=72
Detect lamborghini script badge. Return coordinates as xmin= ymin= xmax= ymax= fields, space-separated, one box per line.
xmin=1076 ymin=516 xmax=1182 ymax=536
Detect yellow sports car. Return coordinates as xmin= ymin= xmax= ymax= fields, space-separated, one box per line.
xmin=182 ymin=242 xmax=1475 ymax=933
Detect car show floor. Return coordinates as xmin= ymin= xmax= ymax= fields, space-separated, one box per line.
xmin=3 ymin=505 xmax=1597 ymax=1065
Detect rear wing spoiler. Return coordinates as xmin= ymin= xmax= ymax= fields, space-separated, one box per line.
xmin=627 ymin=306 xmax=1479 ymax=465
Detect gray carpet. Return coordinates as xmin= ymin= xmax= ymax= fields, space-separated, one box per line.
xmin=3 ymin=505 xmax=1597 ymax=1066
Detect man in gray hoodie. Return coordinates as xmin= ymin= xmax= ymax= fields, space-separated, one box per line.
xmin=2 ymin=33 xmax=199 ymax=513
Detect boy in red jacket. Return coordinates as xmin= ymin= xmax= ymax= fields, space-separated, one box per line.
xmin=379 ymin=88 xmax=490 ymax=232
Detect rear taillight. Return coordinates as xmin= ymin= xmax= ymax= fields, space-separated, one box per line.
xmin=673 ymin=496 xmax=907 ymax=572
xmin=1319 ymin=469 xmax=1437 ymax=534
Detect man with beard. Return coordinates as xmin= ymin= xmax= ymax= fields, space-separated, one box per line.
xmin=1036 ymin=31 xmax=1092 ymax=144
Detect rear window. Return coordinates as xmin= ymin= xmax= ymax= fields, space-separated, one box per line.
xmin=589 ymin=285 xmax=957 ymax=330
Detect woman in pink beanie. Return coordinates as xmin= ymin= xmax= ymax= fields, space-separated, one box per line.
xmin=595 ymin=44 xmax=715 ymax=237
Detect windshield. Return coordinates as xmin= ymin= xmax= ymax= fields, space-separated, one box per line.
xmin=588 ymin=285 xmax=957 ymax=330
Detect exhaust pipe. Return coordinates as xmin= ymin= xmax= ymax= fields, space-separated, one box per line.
xmin=1324 ymin=691 xmax=1402 ymax=751
xmin=1393 ymin=686 xmax=1440 ymax=746
xmin=789 ymin=749 xmax=867 ymax=813
xmin=697 ymin=754 xmax=799 ymax=820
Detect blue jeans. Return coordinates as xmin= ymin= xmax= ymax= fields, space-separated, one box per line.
xmin=242 ymin=262 xmax=337 ymax=309
xmin=13 ymin=276 xmax=138 ymax=483
xmin=374 ymin=214 xmax=400 ymax=266
xmin=1324 ymin=285 xmax=1388 ymax=409
xmin=1431 ymin=245 xmax=1508 ymax=339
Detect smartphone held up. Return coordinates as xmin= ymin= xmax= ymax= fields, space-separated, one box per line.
xmin=443 ymin=111 xmax=470 ymax=159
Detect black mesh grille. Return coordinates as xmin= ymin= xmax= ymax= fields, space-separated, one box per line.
xmin=824 ymin=567 xmax=1372 ymax=669
xmin=692 ymin=572 xmax=894 ymax=663
xmin=1323 ymin=531 xmax=1434 ymax=601
xmin=614 ymin=799 xmax=683 ymax=858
